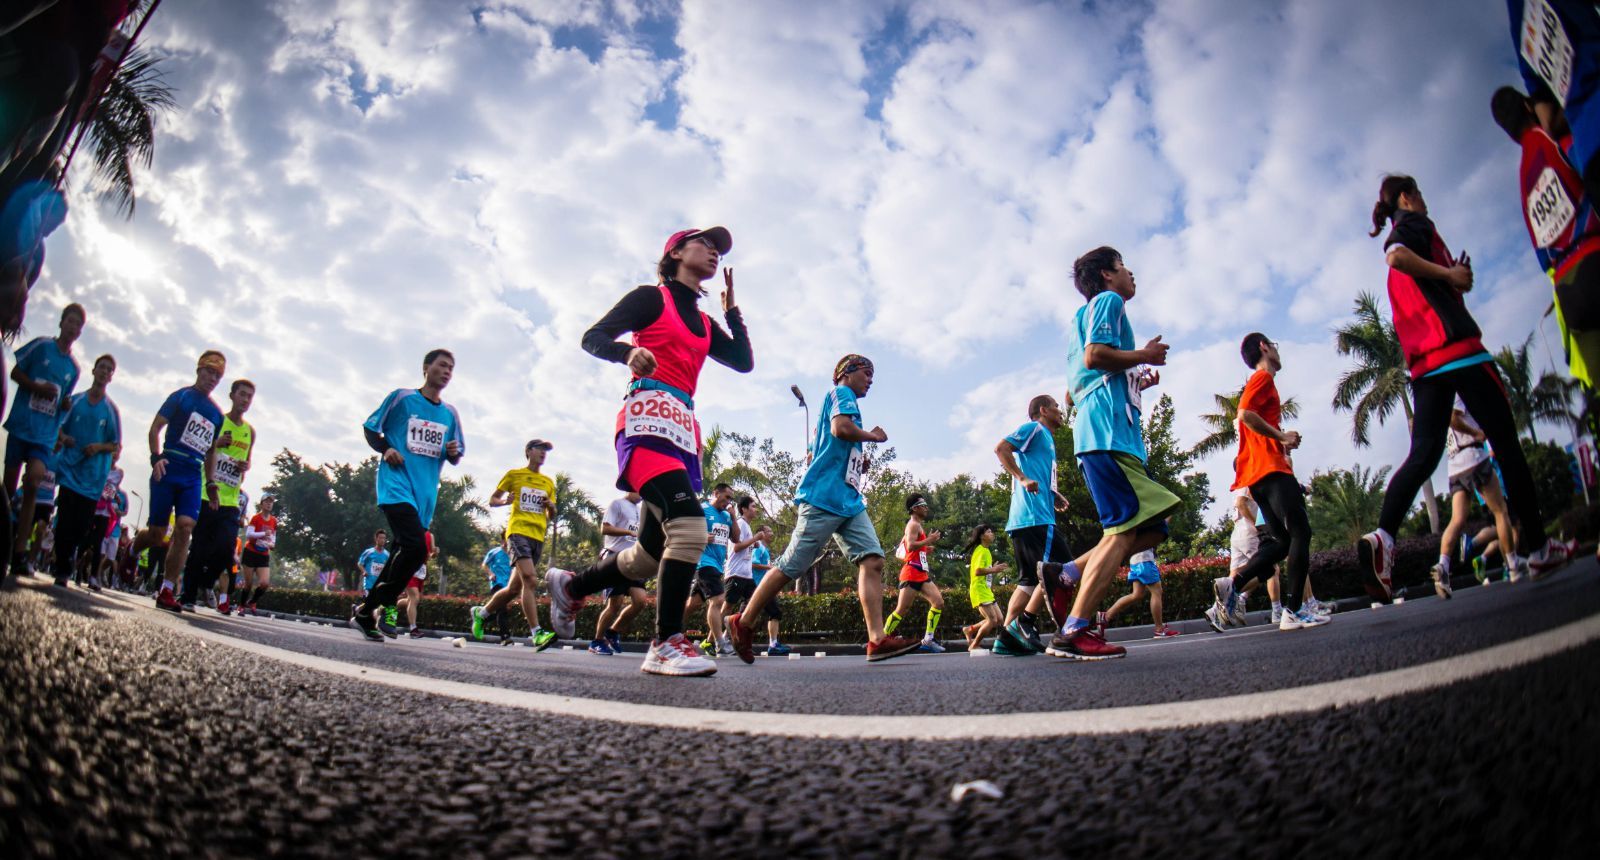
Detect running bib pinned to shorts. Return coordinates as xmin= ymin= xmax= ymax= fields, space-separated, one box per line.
xmin=406 ymin=417 xmax=447 ymax=458
xmin=179 ymin=414 xmax=216 ymax=453
xmin=1521 ymin=0 xmax=1574 ymax=106
xmin=1528 ymin=166 xmax=1577 ymax=247
xmin=621 ymin=388 xmax=698 ymax=455
xmin=215 ymin=454 xmax=245 ymax=488
xmin=519 ymin=486 xmax=548 ymax=513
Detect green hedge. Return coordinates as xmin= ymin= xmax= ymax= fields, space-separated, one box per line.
xmin=258 ymin=534 xmax=1446 ymax=642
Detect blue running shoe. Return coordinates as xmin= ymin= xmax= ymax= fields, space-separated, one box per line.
xmin=588 ymin=638 xmax=615 ymax=655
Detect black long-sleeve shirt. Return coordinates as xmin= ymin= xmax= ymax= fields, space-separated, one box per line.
xmin=581 ymin=280 xmax=754 ymax=374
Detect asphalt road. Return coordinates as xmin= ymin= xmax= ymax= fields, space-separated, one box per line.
xmin=2 ymin=559 xmax=1596 ymax=858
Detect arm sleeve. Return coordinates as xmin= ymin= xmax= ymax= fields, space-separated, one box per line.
xmin=581 ymin=287 xmax=664 ymax=364
xmin=1085 ymin=293 xmax=1124 ymax=347
xmin=1382 ymin=215 xmax=1432 ymax=258
xmin=1004 ymin=422 xmax=1036 ymax=451
xmin=363 ymin=427 xmax=388 ymax=455
xmin=830 ymin=387 xmax=860 ymax=420
xmin=706 ymin=308 xmax=753 ymax=372
xmin=445 ymin=406 xmax=464 ymax=464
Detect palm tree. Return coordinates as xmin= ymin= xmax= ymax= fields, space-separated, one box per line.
xmin=1494 ymin=335 xmax=1578 ymax=444
xmin=80 ymin=46 xmax=176 ymax=217
xmin=1332 ymin=292 xmax=1440 ymax=532
xmin=1192 ymin=388 xmax=1301 ymax=458
xmin=546 ymin=472 xmax=601 ymax=565
xmin=1307 ymin=465 xmax=1392 ymax=549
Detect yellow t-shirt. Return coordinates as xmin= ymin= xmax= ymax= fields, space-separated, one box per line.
xmin=969 ymin=545 xmax=993 ymax=591
xmin=497 ymin=468 xmax=556 ymax=541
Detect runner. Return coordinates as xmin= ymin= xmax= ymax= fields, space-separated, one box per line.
xmin=546 ymin=227 xmax=752 ymax=677
xmin=1507 ymin=1 xmax=1600 ymax=205
xmin=590 ymin=491 xmax=643 ymax=655
xmin=687 ymin=482 xmax=735 ymax=657
xmin=470 ymin=439 xmax=558 ymax=650
xmin=5 ymin=302 xmax=82 ymax=576
xmin=961 ymin=524 xmax=1007 ymax=653
xmin=717 ymin=495 xmax=771 ymax=653
xmin=131 ymin=350 xmax=227 ymax=613
xmin=1207 ymin=334 xmax=1325 ymax=632
xmin=1048 ymin=247 xmax=1180 ymax=661
xmin=1099 ymin=550 xmax=1180 ymax=637
xmin=1490 ymin=86 xmax=1600 ymax=387
xmin=1226 ymin=490 xmax=1280 ymax=624
xmin=87 ymin=456 xmax=124 ymax=589
xmin=350 ymin=349 xmax=464 ymax=642
xmin=749 ymin=530 xmax=789 ymax=656
xmin=25 ymin=461 xmax=56 ymax=576
xmin=395 ymin=534 xmax=436 ymax=639
xmin=356 ymin=529 xmax=389 ymax=597
xmin=1434 ymin=398 xmax=1516 ymax=597
xmin=181 ymin=378 xmax=255 ymax=613
xmin=883 ymin=493 xmax=946 ymax=653
xmin=726 ymin=355 xmax=922 ymax=664
xmin=1361 ymin=177 xmax=1572 ymax=591
xmin=95 ymin=485 xmax=128 ymax=590
xmin=993 ymin=395 xmax=1077 ymax=653
xmin=480 ymin=535 xmax=515 ymax=644
xmin=236 ymin=494 xmax=277 ymax=615
xmin=46 ymin=353 xmax=119 ymax=590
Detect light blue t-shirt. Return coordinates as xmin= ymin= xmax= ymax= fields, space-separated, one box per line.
xmin=4 ymin=336 xmax=79 ymax=444
xmin=794 ymin=385 xmax=867 ymax=517
xmin=1003 ymin=420 xmax=1058 ymax=531
xmin=54 ymin=391 xmax=121 ymax=500
xmin=1067 ymin=291 xmax=1147 ymax=461
xmin=363 ymin=388 xmax=464 ymax=529
xmin=483 ymin=546 xmax=513 ymax=589
xmin=698 ymin=502 xmax=732 ymax=571
xmin=752 ymin=545 xmax=772 ymax=585
xmin=358 ymin=546 xmax=390 ymax=591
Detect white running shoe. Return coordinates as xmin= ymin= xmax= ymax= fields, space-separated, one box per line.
xmin=1528 ymin=539 xmax=1576 ymax=580
xmin=1356 ymin=530 xmax=1395 ymax=601
xmin=1205 ymin=604 xmax=1227 ymax=633
xmin=544 ymin=568 xmax=579 ymax=639
xmin=1430 ymin=564 xmax=1453 ymax=599
xmin=1507 ymin=555 xmax=1527 ymax=583
xmin=1279 ymin=607 xmax=1330 ymax=631
xmin=1211 ymin=577 xmax=1236 ymax=628
xmin=1229 ymin=591 xmax=1247 ymax=627
xmin=1302 ymin=596 xmax=1332 ymax=618
xmin=641 ymin=633 xmax=717 ymax=677
xmin=1270 ymin=604 xmax=1283 ymax=625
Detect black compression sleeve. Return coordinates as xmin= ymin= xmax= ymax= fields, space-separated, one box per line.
xmin=707 ymin=307 xmax=753 ymax=372
xmin=582 ymin=287 xmax=664 ymax=364
xmin=364 ymin=427 xmax=389 ymax=455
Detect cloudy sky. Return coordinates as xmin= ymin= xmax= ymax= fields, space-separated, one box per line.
xmin=26 ymin=0 xmax=1571 ymax=535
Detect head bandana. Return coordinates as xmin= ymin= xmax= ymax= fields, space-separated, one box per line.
xmin=833 ymin=354 xmax=873 ymax=384
xmin=197 ymin=350 xmax=227 ymax=374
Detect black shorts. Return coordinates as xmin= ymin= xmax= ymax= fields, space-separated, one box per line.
xmin=240 ymin=548 xmax=271 ymax=568
xmin=508 ymin=534 xmax=543 ymax=564
xmin=32 ymin=503 xmax=53 ymax=524
xmin=723 ymin=575 xmax=754 ymax=608
xmin=762 ymin=594 xmax=782 ymax=621
xmin=1008 ymin=524 xmax=1071 ymax=587
xmin=691 ymin=566 xmax=725 ymax=599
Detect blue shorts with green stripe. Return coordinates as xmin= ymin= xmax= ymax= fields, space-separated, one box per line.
xmin=1077 ymin=451 xmax=1182 ymax=535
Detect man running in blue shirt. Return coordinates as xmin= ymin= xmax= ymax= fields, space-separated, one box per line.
xmin=356 ymin=529 xmax=389 ymax=596
xmin=48 ymin=353 xmax=120 ymax=590
xmin=5 ymin=302 xmax=82 ymax=575
xmin=133 ymin=350 xmax=227 ymax=613
xmin=350 ymin=349 xmax=464 ymax=641
xmin=727 ymin=354 xmax=921 ymax=663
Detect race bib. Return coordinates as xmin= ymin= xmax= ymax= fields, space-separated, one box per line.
xmin=179 ymin=414 xmax=216 ymax=454
xmin=28 ymin=389 xmax=57 ymax=416
xmin=621 ymin=389 xmax=697 ymax=455
xmin=519 ymin=486 xmax=548 ymax=513
xmin=406 ymin=417 xmax=447 ymax=458
xmin=39 ymin=470 xmax=56 ymax=493
xmin=215 ymin=455 xmax=245 ymax=488
xmin=1521 ymin=0 xmax=1574 ymax=106
xmin=845 ymin=446 xmax=865 ymax=490
xmin=710 ymin=522 xmax=730 ymax=546
xmin=1124 ymin=368 xmax=1145 ymax=422
xmin=1528 ymin=166 xmax=1576 ymax=248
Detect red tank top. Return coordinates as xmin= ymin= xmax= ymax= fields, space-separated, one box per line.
xmin=631 ymin=285 xmax=711 ymax=397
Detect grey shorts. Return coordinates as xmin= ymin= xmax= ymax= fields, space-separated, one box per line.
xmin=508 ymin=534 xmax=544 ymax=564
xmin=772 ymin=503 xmax=883 ymax=577
xmin=1448 ymin=460 xmax=1495 ymax=496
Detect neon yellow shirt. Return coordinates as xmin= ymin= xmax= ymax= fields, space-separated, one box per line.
xmin=496 ymin=468 xmax=556 ymax=541
xmin=213 ymin=417 xmax=253 ymax=509
xmin=969 ymin=545 xmax=993 ymax=590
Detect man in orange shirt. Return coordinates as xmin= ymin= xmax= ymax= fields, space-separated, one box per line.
xmin=1207 ymin=333 xmax=1327 ymax=633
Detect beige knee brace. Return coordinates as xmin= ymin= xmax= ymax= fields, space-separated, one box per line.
xmin=615 ymin=544 xmax=659 ymax=581
xmin=661 ymin=516 xmax=707 ymax=564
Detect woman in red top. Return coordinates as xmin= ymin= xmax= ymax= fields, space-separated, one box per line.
xmin=548 ymin=227 xmax=753 ymax=677
xmin=238 ymin=494 xmax=277 ymax=615
xmin=1358 ymin=176 xmax=1570 ymax=596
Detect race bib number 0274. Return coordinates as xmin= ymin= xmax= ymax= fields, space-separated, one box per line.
xmin=179 ymin=414 xmax=216 ymax=453
xmin=407 ymin=417 xmax=447 ymax=458
xmin=622 ymin=389 xmax=697 ymax=455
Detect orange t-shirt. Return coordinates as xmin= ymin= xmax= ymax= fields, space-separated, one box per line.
xmin=899 ymin=522 xmax=931 ymax=583
xmin=1232 ymin=369 xmax=1293 ymax=490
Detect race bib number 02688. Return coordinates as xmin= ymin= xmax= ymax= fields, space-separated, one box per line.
xmin=407 ymin=417 xmax=447 ymax=458
xmin=622 ymin=389 xmax=697 ymax=455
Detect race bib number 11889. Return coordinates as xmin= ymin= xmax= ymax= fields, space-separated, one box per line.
xmin=407 ymin=417 xmax=447 ymax=458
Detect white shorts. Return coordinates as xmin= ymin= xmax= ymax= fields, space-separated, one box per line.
xmin=1229 ymin=519 xmax=1259 ymax=572
xmin=101 ymin=535 xmax=118 ymax=560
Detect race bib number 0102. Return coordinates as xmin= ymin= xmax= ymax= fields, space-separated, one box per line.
xmin=407 ymin=417 xmax=447 ymax=458
xmin=519 ymin=486 xmax=548 ymax=513
xmin=179 ymin=414 xmax=216 ymax=454
xmin=215 ymin=455 xmax=245 ymax=488
xmin=1521 ymin=0 xmax=1574 ymax=106
xmin=621 ymin=389 xmax=697 ymax=455
xmin=1528 ymin=166 xmax=1576 ymax=248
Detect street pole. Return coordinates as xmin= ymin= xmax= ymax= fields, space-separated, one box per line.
xmin=790 ymin=385 xmax=809 ymax=454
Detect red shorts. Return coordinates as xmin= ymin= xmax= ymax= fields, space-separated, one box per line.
xmin=622 ymin=446 xmax=687 ymax=493
xmin=406 ymin=577 xmax=425 ymax=592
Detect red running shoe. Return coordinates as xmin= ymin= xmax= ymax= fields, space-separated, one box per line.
xmin=725 ymin=613 xmax=755 ymax=664
xmin=865 ymin=635 xmax=921 ymax=663
xmin=155 ymin=591 xmax=183 ymax=613
xmin=1045 ymin=628 xmax=1126 ymax=661
xmin=1050 ymin=576 xmax=1078 ymax=627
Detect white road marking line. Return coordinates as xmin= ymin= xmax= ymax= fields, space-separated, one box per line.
xmin=96 ymin=586 xmax=1600 ymax=740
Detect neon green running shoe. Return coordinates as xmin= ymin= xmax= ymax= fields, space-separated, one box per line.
xmin=532 ymin=627 xmax=557 ymax=652
xmin=384 ymin=606 xmax=399 ymax=627
xmin=470 ymin=606 xmax=486 ymax=641
xmin=699 ymin=637 xmax=717 ymax=657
